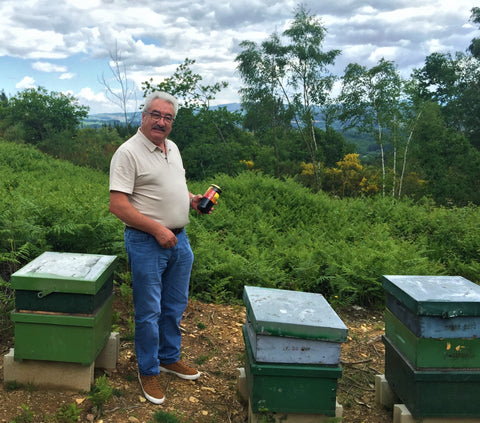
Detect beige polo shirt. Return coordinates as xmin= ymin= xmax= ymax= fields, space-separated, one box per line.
xmin=109 ymin=129 xmax=190 ymax=229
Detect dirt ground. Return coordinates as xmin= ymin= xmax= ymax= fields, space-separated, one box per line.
xmin=0 ymin=290 xmax=392 ymax=423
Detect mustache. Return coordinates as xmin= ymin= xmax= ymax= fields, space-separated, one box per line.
xmin=152 ymin=124 xmax=166 ymax=131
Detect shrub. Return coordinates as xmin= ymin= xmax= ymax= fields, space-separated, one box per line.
xmin=1 ymin=142 xmax=479 ymax=309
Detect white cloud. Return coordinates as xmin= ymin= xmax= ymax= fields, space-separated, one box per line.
xmin=77 ymin=87 xmax=107 ymax=103
xmin=60 ymin=73 xmax=75 ymax=80
xmin=32 ymin=61 xmax=68 ymax=73
xmin=16 ymin=76 xmax=36 ymax=89
xmin=0 ymin=0 xmax=478 ymax=113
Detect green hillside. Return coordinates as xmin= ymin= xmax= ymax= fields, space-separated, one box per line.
xmin=1 ymin=141 xmax=479 ymax=312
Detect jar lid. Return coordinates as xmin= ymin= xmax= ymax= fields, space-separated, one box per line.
xmin=211 ymin=184 xmax=222 ymax=193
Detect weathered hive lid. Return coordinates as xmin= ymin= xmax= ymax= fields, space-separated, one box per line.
xmin=243 ymin=285 xmax=348 ymax=342
xmin=11 ymin=252 xmax=118 ymax=295
xmin=382 ymin=275 xmax=480 ymax=317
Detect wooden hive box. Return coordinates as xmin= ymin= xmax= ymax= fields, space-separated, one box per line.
xmin=382 ymin=275 xmax=480 ymax=369
xmin=242 ymin=286 xmax=347 ymax=365
xmin=10 ymin=252 xmax=117 ymax=365
xmin=11 ymin=252 xmax=117 ymax=314
xmin=11 ymin=294 xmax=113 ymax=365
xmin=385 ymin=308 xmax=480 ymax=368
xmin=243 ymin=325 xmax=342 ymax=415
xmin=383 ymin=335 xmax=480 ymax=419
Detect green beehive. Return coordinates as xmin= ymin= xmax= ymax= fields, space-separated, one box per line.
xmin=11 ymin=252 xmax=117 ymax=313
xmin=383 ymin=335 xmax=480 ymax=419
xmin=243 ymin=286 xmax=348 ymax=342
xmin=385 ymin=309 xmax=480 ymax=369
xmin=243 ymin=326 xmax=342 ymax=415
xmin=11 ymin=295 xmax=113 ymax=365
xmin=382 ymin=275 xmax=480 ymax=318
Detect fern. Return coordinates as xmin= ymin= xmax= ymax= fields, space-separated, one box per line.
xmin=1 ymin=142 xmax=480 ymax=308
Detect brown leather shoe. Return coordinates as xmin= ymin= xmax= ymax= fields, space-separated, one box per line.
xmin=138 ymin=373 xmax=165 ymax=404
xmin=159 ymin=360 xmax=201 ymax=380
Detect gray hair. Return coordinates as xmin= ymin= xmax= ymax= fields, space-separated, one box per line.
xmin=143 ymin=91 xmax=179 ymax=117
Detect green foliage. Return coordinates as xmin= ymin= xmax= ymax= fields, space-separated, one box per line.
xmin=1 ymin=142 xmax=479 ymax=310
xmin=9 ymin=404 xmax=34 ymax=423
xmin=171 ymin=107 xmax=255 ymax=181
xmin=236 ymin=4 xmax=341 ymax=189
xmin=0 ymin=141 xmax=125 ymax=282
xmin=142 ymin=57 xmax=228 ymax=111
xmin=0 ymin=276 xmax=14 ymax=338
xmin=338 ymin=58 xmax=407 ymax=198
xmin=408 ymin=102 xmax=480 ymax=205
xmin=149 ymin=410 xmax=183 ymax=423
xmin=87 ymin=374 xmax=114 ymax=416
xmin=411 ymin=51 xmax=480 ymax=150
xmin=5 ymin=381 xmax=22 ymax=391
xmin=187 ymin=172 xmax=480 ymax=307
xmin=38 ymin=126 xmax=123 ymax=172
xmin=470 ymin=7 xmax=480 ymax=58
xmin=49 ymin=403 xmax=82 ymax=423
xmin=2 ymin=87 xmax=88 ymax=146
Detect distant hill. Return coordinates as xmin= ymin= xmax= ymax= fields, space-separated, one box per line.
xmin=83 ymin=103 xmax=243 ymax=128
xmin=82 ymin=112 xmax=141 ymax=128
xmin=82 ymin=103 xmax=374 ymax=156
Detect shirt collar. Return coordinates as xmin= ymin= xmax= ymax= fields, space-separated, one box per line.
xmin=137 ymin=129 xmax=170 ymax=153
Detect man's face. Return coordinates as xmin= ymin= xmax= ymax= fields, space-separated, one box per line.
xmin=141 ymin=98 xmax=175 ymax=146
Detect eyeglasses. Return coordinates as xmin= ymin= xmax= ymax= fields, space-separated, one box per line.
xmin=144 ymin=111 xmax=174 ymax=124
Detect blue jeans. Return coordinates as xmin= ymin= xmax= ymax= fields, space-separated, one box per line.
xmin=125 ymin=228 xmax=194 ymax=376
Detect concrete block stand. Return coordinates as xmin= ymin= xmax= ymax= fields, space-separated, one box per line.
xmin=375 ymin=374 xmax=400 ymax=408
xmin=3 ymin=348 xmax=94 ymax=392
xmin=3 ymin=332 xmax=120 ymax=392
xmin=94 ymin=332 xmax=120 ymax=370
xmin=237 ymin=367 xmax=249 ymax=404
xmin=248 ymin=400 xmax=343 ymax=423
xmin=376 ymin=374 xmax=480 ymax=423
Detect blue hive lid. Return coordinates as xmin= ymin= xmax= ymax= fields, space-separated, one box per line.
xmin=243 ymin=285 xmax=348 ymax=342
xmin=382 ymin=275 xmax=480 ymax=317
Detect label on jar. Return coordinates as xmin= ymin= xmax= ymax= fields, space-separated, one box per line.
xmin=204 ymin=187 xmax=220 ymax=204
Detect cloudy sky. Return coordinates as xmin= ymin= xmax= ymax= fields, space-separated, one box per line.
xmin=0 ymin=0 xmax=478 ymax=114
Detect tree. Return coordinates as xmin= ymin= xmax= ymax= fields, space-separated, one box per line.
xmin=0 ymin=90 xmax=9 ymax=137
xmin=316 ymin=126 xmax=356 ymax=168
xmin=142 ymin=58 xmax=231 ymax=165
xmin=338 ymin=59 xmax=411 ymax=197
xmin=469 ymin=7 xmax=480 ymax=58
xmin=0 ymin=90 xmax=7 ymax=106
xmin=236 ymin=35 xmax=294 ymax=177
xmin=142 ymin=58 xmax=228 ymax=112
xmin=283 ymin=5 xmax=340 ymax=138
xmin=98 ymin=41 xmax=140 ymax=129
xmin=171 ymin=107 xmax=254 ymax=181
xmin=236 ymin=5 xmax=341 ymax=189
xmin=140 ymin=58 xmax=253 ymax=180
xmin=408 ymin=102 xmax=480 ymax=205
xmin=322 ymin=153 xmax=379 ymax=198
xmin=4 ymin=87 xmax=89 ymax=145
xmin=411 ymin=47 xmax=480 ymax=150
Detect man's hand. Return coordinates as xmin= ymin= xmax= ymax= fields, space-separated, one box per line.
xmin=155 ymin=226 xmax=178 ymax=249
xmin=190 ymin=194 xmax=202 ymax=213
xmin=190 ymin=193 xmax=214 ymax=214
xmin=110 ymin=191 xmax=178 ymax=249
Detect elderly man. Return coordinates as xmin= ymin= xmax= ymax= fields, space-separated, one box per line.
xmin=109 ymin=91 xmax=202 ymax=404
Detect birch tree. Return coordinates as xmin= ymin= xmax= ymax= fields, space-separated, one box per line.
xmin=337 ymin=59 xmax=405 ymax=197
xmin=236 ymin=34 xmax=292 ymax=177
xmin=98 ymin=42 xmax=140 ymax=129
xmin=236 ymin=5 xmax=340 ymax=189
